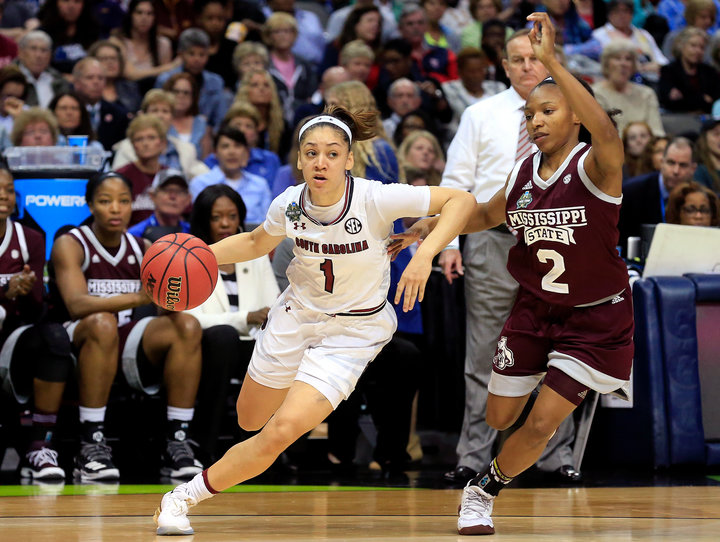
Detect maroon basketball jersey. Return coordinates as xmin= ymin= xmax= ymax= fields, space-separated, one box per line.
xmin=505 ymin=143 xmax=628 ymax=307
xmin=67 ymin=225 xmax=145 ymax=325
xmin=0 ymin=219 xmax=45 ymax=331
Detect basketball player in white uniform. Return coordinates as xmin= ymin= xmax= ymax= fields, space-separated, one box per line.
xmin=153 ymin=106 xmax=476 ymax=535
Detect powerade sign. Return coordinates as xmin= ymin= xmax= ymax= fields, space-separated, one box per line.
xmin=15 ymin=178 xmax=91 ymax=260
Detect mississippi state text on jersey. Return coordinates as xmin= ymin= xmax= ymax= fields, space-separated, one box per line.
xmin=64 ymin=225 xmax=145 ymax=325
xmin=504 ymin=143 xmax=629 ymax=306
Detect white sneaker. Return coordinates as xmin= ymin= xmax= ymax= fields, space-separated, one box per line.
xmin=153 ymin=483 xmax=197 ymax=535
xmin=457 ymin=484 xmax=495 ymax=535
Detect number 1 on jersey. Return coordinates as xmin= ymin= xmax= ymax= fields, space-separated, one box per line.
xmin=320 ymin=258 xmax=335 ymax=293
xmin=537 ymin=249 xmax=569 ymax=294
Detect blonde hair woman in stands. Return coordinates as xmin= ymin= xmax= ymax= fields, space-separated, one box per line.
xmin=233 ymin=68 xmax=287 ymax=157
xmin=397 ymin=129 xmax=445 ymax=187
xmin=324 ymin=80 xmax=397 ymax=184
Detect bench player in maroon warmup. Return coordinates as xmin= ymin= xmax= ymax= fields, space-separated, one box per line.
xmin=392 ymin=12 xmax=634 ymax=535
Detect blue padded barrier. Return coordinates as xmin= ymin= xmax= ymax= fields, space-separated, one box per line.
xmin=632 ymin=279 xmax=670 ymax=467
xmin=651 ymin=277 xmax=706 ymax=465
xmin=706 ymin=443 xmax=720 ymax=466
xmin=686 ymin=273 xmax=720 ymax=302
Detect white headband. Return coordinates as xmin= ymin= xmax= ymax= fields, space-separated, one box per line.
xmin=298 ymin=115 xmax=352 ymax=144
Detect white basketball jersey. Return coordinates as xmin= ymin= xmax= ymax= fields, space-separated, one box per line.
xmin=265 ymin=176 xmax=426 ymax=315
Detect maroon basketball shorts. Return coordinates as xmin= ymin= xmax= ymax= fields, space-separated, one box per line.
xmin=488 ymin=287 xmax=634 ymax=405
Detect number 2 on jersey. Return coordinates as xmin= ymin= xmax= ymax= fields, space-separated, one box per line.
xmin=537 ymin=249 xmax=569 ymax=294
xmin=320 ymin=259 xmax=335 ymax=293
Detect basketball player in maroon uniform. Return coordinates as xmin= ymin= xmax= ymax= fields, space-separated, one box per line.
xmin=51 ymin=172 xmax=205 ymax=482
xmin=0 ymin=168 xmax=75 ymax=481
xmin=390 ymin=13 xmax=633 ymax=535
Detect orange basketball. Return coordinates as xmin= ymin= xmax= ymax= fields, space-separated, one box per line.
xmin=140 ymin=233 xmax=218 ymax=311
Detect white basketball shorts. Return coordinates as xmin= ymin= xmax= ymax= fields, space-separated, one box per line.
xmin=248 ymin=290 xmax=397 ymax=408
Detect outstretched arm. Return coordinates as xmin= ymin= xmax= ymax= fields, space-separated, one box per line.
xmin=211 ymin=225 xmax=285 ymax=265
xmin=393 ymin=187 xmax=477 ymax=312
xmin=527 ymin=12 xmax=624 ymax=197
xmin=388 ymin=182 xmax=508 ymax=260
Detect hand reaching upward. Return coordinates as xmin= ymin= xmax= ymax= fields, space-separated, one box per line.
xmin=527 ymin=12 xmax=558 ymax=66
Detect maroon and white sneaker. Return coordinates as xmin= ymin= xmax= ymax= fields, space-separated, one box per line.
xmin=457 ymin=484 xmax=495 ymax=535
xmin=20 ymin=442 xmax=65 ymax=480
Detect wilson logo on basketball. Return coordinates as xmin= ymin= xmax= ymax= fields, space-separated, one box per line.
xmin=165 ymin=276 xmax=183 ymax=309
xmin=146 ymin=273 xmax=157 ymax=297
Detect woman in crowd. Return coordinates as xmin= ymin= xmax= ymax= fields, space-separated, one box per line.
xmin=262 ymin=12 xmax=317 ymax=124
xmin=339 ymin=40 xmax=376 ymax=84
xmin=162 ymin=73 xmax=212 ymax=160
xmin=195 ymin=0 xmax=237 ymax=90
xmin=0 ymin=66 xmax=27 ymax=140
xmin=38 ymin=0 xmax=98 ymax=74
xmin=659 ymin=26 xmax=720 ymax=113
xmin=662 ymin=0 xmax=717 ymax=60
xmin=189 ymin=126 xmax=272 ymax=228
xmin=11 ymin=108 xmax=58 ymax=147
xmin=650 ymin=135 xmax=670 ymax=171
xmin=187 ymin=184 xmax=280 ymax=462
xmin=233 ymin=68 xmax=288 ymax=158
xmin=481 ymin=19 xmax=512 ymax=88
xmin=88 ymin=40 xmax=141 ymax=115
xmin=321 ymin=6 xmax=383 ymax=75
xmin=111 ymin=0 xmax=179 ymax=83
xmin=325 ymin=80 xmax=397 ymax=185
xmin=232 ymin=42 xmax=270 ymax=90
xmin=622 ymin=121 xmax=656 ymax=179
xmin=115 ymin=114 xmax=167 ymax=225
xmin=153 ymin=105 xmax=475 ymax=536
xmin=392 ymin=109 xmax=442 ymax=149
xmin=460 ymin=0 xmax=514 ymax=50
xmin=694 ymin=118 xmax=720 ymax=194
xmin=592 ymin=39 xmax=665 ymax=137
xmin=665 ymin=181 xmax=720 ymax=226
xmin=49 ymin=91 xmax=104 ymax=151
xmin=422 ymin=0 xmax=461 ymax=52
xmin=442 ymin=47 xmax=506 ymax=132
xmin=397 ymin=130 xmax=445 ymax=187
xmin=206 ymin=104 xmax=281 ymax=197
xmin=112 ymin=90 xmax=209 ymax=180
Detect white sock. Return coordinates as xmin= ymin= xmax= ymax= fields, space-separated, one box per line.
xmin=167 ymin=406 xmax=194 ymax=421
xmin=184 ymin=471 xmax=217 ymax=504
xmin=79 ymin=406 xmax=106 ymax=424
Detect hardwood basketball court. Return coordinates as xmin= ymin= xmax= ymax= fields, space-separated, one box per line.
xmin=1 ymin=484 xmax=719 ymax=540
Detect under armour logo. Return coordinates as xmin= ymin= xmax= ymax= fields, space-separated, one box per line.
xmin=174 ymin=430 xmax=187 ymax=441
xmin=563 ymin=174 xmax=572 ymax=184
xmin=285 ymin=304 xmax=291 ymax=312
xmin=92 ymin=431 xmax=104 ymax=442
xmin=293 ymin=222 xmax=306 ymax=230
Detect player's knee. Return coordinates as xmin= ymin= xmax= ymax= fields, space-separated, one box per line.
xmin=171 ymin=313 xmax=202 ymax=342
xmin=82 ymin=313 xmax=119 ymax=345
xmin=522 ymin=415 xmax=559 ymax=445
xmin=236 ymin=410 xmax=266 ymax=432
xmin=486 ymin=409 xmax=517 ymax=431
xmin=258 ymin=416 xmax=301 ymax=454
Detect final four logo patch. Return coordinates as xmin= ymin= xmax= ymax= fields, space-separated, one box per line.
xmin=285 ymin=202 xmax=301 ymax=222
xmin=516 ymin=191 xmax=532 ymax=209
